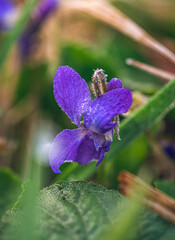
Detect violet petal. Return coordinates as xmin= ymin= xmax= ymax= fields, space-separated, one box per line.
xmin=84 ymin=88 xmax=132 ymax=134
xmin=107 ymin=78 xmax=123 ymax=91
xmin=76 ymin=131 xmax=111 ymax=165
xmin=76 ymin=131 xmax=100 ymax=165
xmin=49 ymin=128 xmax=111 ymax=173
xmin=92 ymin=132 xmax=107 ymax=151
xmin=49 ymin=128 xmax=88 ymax=173
xmin=96 ymin=141 xmax=111 ymax=166
xmin=54 ymin=66 xmax=91 ymax=126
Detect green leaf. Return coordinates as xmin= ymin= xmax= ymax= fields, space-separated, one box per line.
xmin=1 ymin=181 xmax=175 ymax=240
xmin=0 ymin=168 xmax=21 ymax=219
xmin=0 ymin=0 xmax=37 ymax=72
xmin=154 ymin=181 xmax=175 ymax=198
xmin=1 ymin=181 xmax=123 ymax=240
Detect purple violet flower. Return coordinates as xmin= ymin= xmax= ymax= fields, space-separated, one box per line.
xmin=0 ymin=0 xmax=17 ymax=30
xmin=19 ymin=0 xmax=59 ymax=58
xmin=0 ymin=0 xmax=59 ymax=57
xmin=49 ymin=66 xmax=132 ymax=173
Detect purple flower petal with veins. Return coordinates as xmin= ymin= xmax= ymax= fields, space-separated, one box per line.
xmin=107 ymin=78 xmax=123 ymax=91
xmin=54 ymin=66 xmax=91 ymax=126
xmin=49 ymin=66 xmax=132 ymax=173
xmin=49 ymin=129 xmax=88 ymax=173
xmin=49 ymin=128 xmax=110 ymax=173
xmin=83 ymin=88 xmax=132 ymax=134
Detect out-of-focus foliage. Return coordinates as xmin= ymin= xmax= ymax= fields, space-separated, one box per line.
xmin=0 ymin=168 xmax=21 ymax=219
xmin=0 ymin=0 xmax=37 ymax=69
xmin=155 ymin=180 xmax=175 ymax=198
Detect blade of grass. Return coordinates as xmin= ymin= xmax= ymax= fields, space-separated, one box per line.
xmin=64 ymin=0 xmax=175 ymax=64
xmin=0 ymin=0 xmax=37 ymax=72
xmin=126 ymin=58 xmax=175 ymax=82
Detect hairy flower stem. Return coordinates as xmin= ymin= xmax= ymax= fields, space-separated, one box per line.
xmin=92 ymin=69 xmax=120 ymax=139
xmin=92 ymin=69 xmax=108 ymax=96
xmin=92 ymin=70 xmax=102 ymax=97
xmin=96 ymin=69 xmax=108 ymax=94
xmin=118 ymin=171 xmax=175 ymax=224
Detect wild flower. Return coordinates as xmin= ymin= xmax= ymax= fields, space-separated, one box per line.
xmin=49 ymin=66 xmax=132 ymax=173
xmin=0 ymin=0 xmax=17 ymax=30
xmin=19 ymin=0 xmax=59 ymax=58
xmin=0 ymin=0 xmax=59 ymax=57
